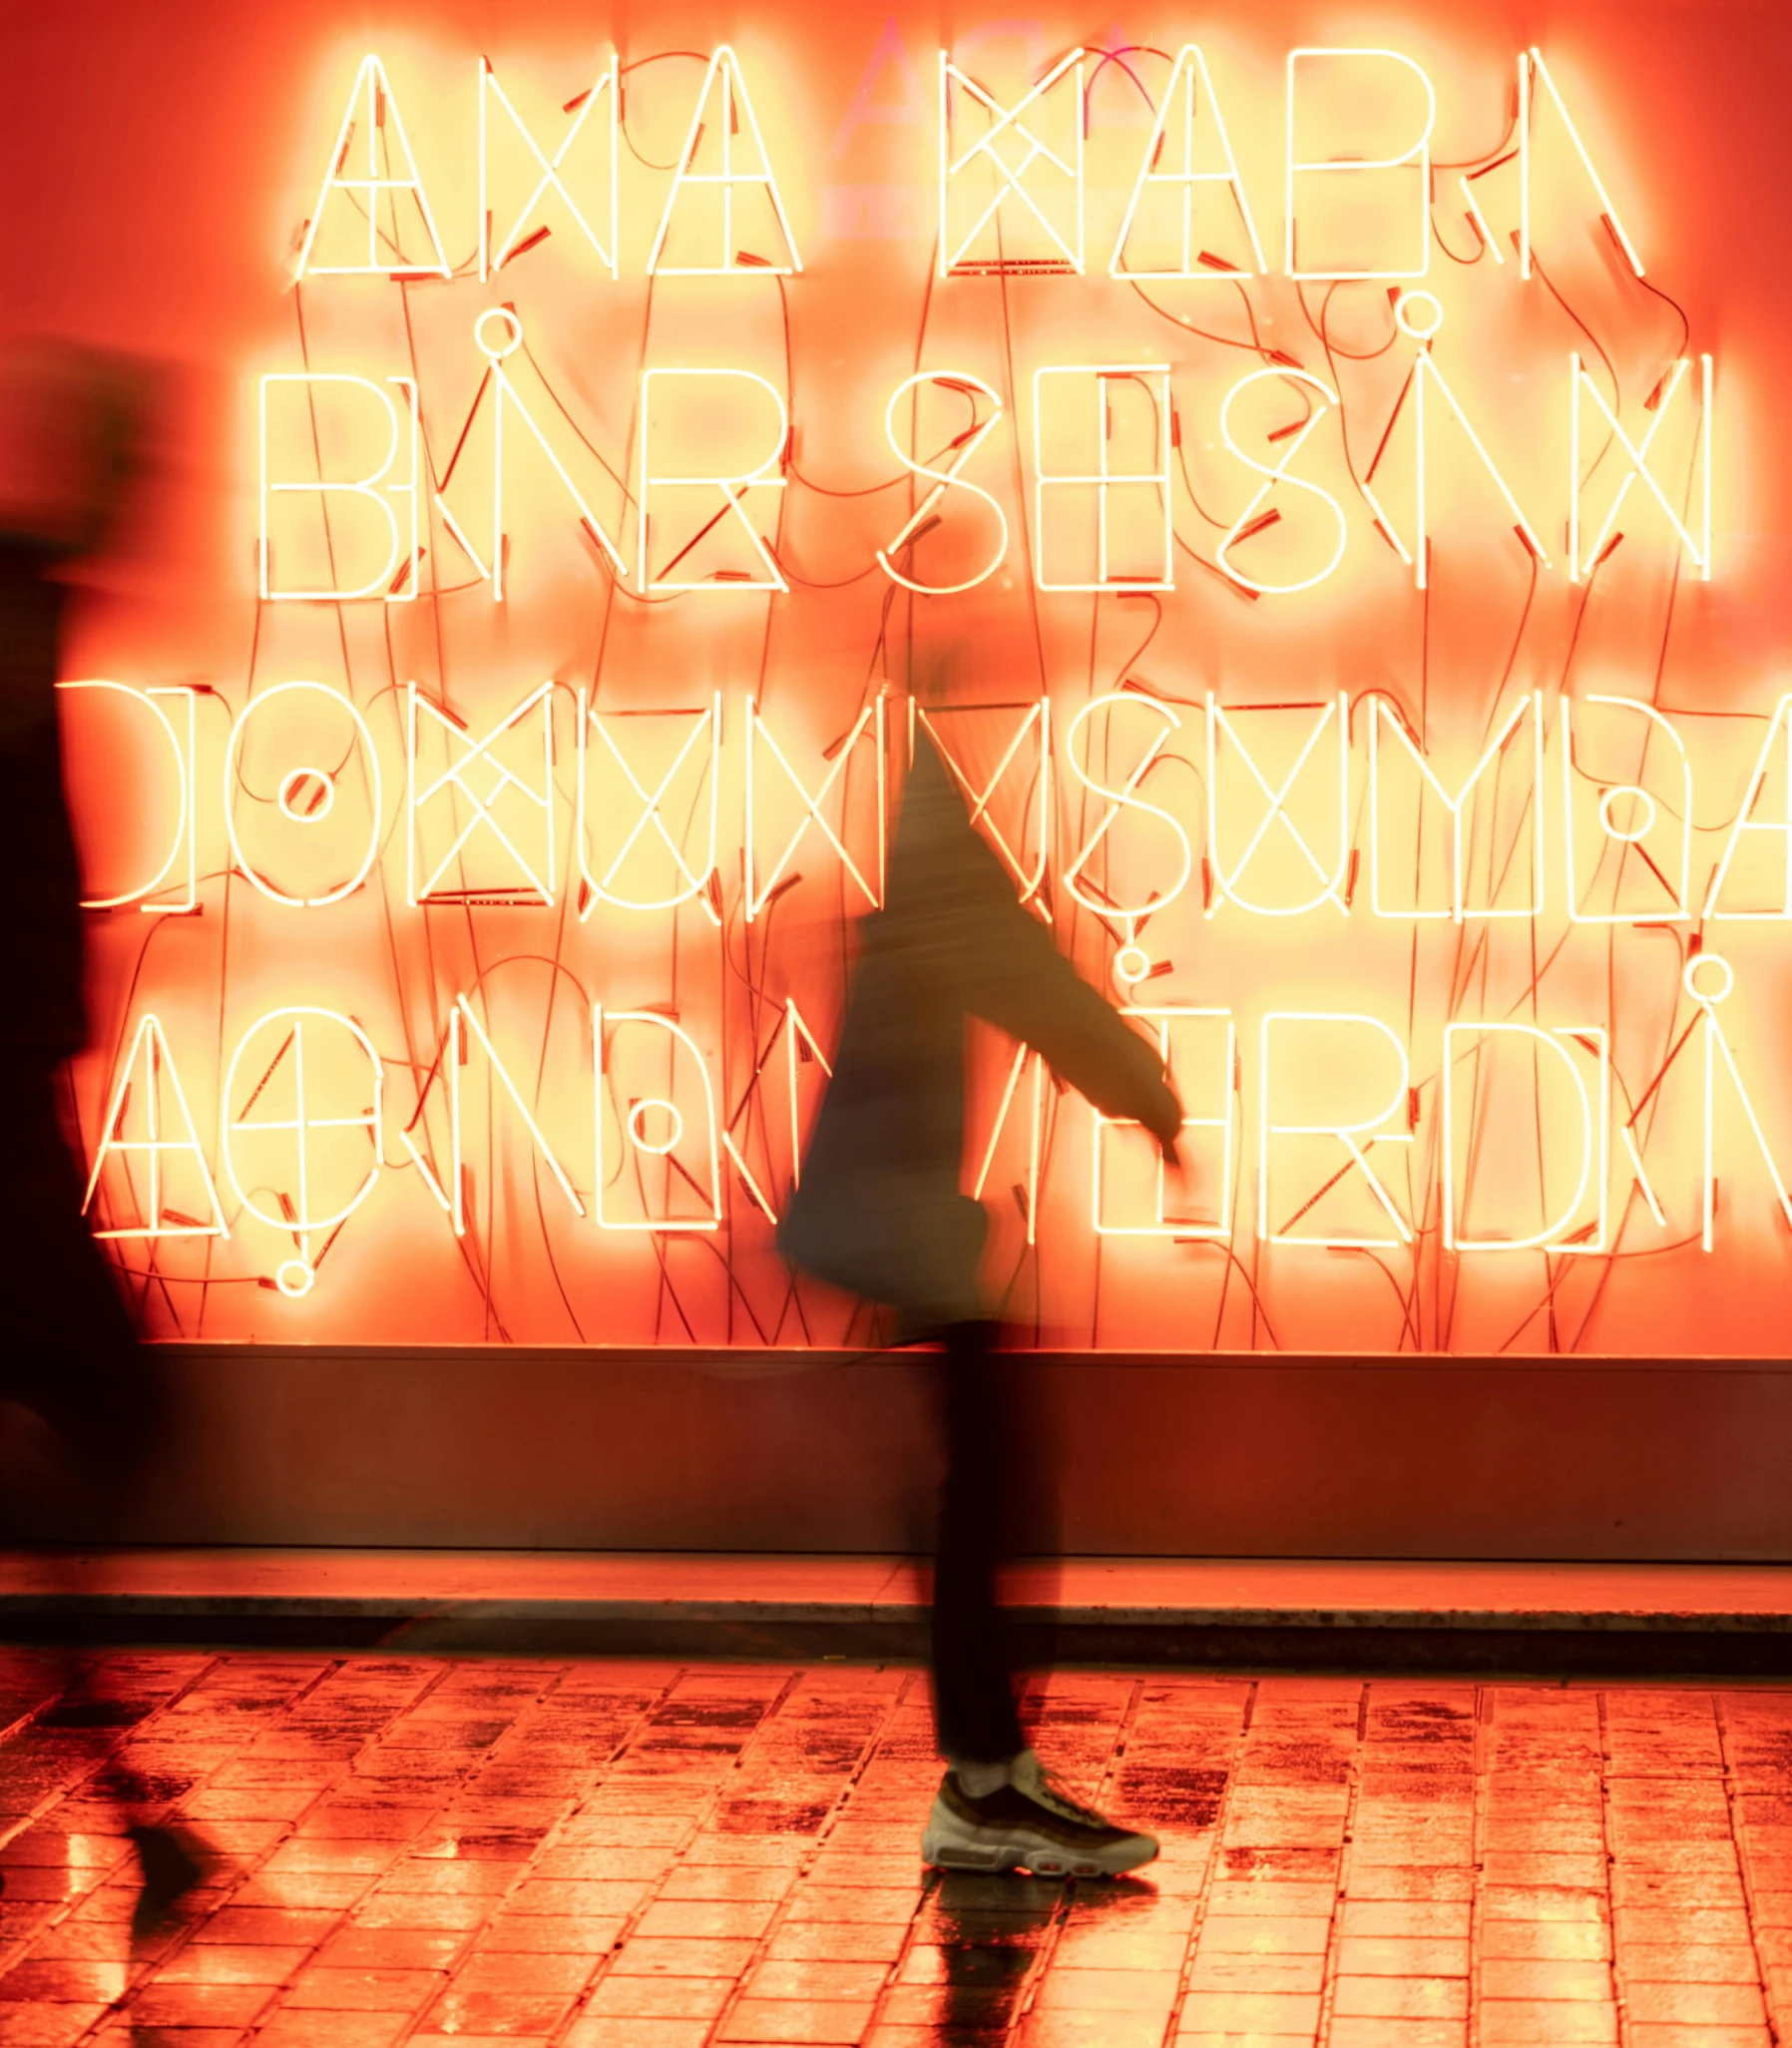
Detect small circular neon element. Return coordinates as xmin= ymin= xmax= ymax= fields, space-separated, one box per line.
xmin=1684 ymin=952 xmax=1734 ymax=1005
xmin=274 ymin=1258 xmax=316 ymax=1298
xmin=1394 ymin=290 xmax=1445 ymax=340
xmin=278 ymin=767 xmax=336 ymax=823
xmin=474 ymin=306 xmax=524 ymax=359
xmin=1597 ymin=785 xmax=1656 ymax=843
xmin=628 ymin=1099 xmax=683 ymax=1156
xmin=1115 ymin=944 xmax=1150 ymax=986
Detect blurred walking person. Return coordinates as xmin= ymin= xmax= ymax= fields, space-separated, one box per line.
xmin=0 ymin=339 xmax=209 ymax=1934
xmin=781 ymin=719 xmax=1183 ymax=1878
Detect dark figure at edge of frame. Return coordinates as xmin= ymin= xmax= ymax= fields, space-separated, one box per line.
xmin=0 ymin=340 xmax=211 ymax=1937
xmin=780 ymin=726 xmax=1183 ymax=1879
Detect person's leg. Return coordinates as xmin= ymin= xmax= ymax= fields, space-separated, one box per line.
xmin=930 ymin=1319 xmax=1025 ymax=1766
xmin=1 ymin=1067 xmax=160 ymax=1476
xmin=0 ymin=1066 xmax=204 ymax=1934
xmin=921 ymin=1321 xmax=1158 ymax=1877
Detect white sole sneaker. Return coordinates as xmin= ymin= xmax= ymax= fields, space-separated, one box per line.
xmin=921 ymin=1781 xmax=1159 ymax=1878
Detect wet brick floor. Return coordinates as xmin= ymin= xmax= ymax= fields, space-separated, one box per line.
xmin=0 ymin=1654 xmax=1788 ymax=2046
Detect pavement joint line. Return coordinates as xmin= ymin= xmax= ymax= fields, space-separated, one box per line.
xmin=1312 ymin=1680 xmax=1366 ymax=2048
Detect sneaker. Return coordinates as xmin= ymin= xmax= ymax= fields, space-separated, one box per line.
xmin=921 ymin=1750 xmax=1159 ymax=1877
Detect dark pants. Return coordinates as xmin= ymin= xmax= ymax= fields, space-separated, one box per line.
xmin=931 ymin=1320 xmax=1026 ymax=1764
xmin=0 ymin=1064 xmax=168 ymax=1820
xmin=0 ymin=1063 xmax=159 ymax=1526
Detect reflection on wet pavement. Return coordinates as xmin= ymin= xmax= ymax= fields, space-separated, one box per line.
xmin=0 ymin=1652 xmax=1783 ymax=2044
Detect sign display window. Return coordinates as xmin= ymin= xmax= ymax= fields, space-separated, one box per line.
xmin=38 ymin=9 xmax=1784 ymax=1355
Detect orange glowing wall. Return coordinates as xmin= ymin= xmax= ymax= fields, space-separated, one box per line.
xmin=11 ymin=0 xmax=1792 ymax=1354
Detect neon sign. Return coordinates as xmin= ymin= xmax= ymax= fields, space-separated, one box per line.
xmin=64 ymin=26 xmax=1778 ymax=1356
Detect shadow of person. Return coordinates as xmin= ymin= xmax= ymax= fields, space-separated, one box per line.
xmin=905 ymin=1867 xmax=1157 ymax=2035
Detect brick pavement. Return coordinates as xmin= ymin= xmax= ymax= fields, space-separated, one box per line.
xmin=0 ymin=1653 xmax=1787 ymax=2046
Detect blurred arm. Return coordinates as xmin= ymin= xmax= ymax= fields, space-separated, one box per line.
xmin=900 ymin=741 xmax=1181 ymax=1143
xmin=965 ymin=861 xmax=1182 ymax=1143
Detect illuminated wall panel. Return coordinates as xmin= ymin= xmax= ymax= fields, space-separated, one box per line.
xmin=22 ymin=4 xmax=1792 ymax=1355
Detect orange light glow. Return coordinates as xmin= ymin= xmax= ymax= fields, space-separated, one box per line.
xmin=51 ymin=16 xmax=1791 ymax=1356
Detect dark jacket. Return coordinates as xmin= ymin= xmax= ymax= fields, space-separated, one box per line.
xmin=781 ymin=730 xmax=1181 ymax=1329
xmin=0 ymin=538 xmax=86 ymax=1063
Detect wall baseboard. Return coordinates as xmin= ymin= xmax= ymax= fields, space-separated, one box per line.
xmin=28 ymin=1344 xmax=1786 ymax=1560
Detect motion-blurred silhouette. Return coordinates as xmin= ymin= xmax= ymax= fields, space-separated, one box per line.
xmin=782 ymin=723 xmax=1182 ymax=1878
xmin=0 ymin=338 xmax=211 ymax=1940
